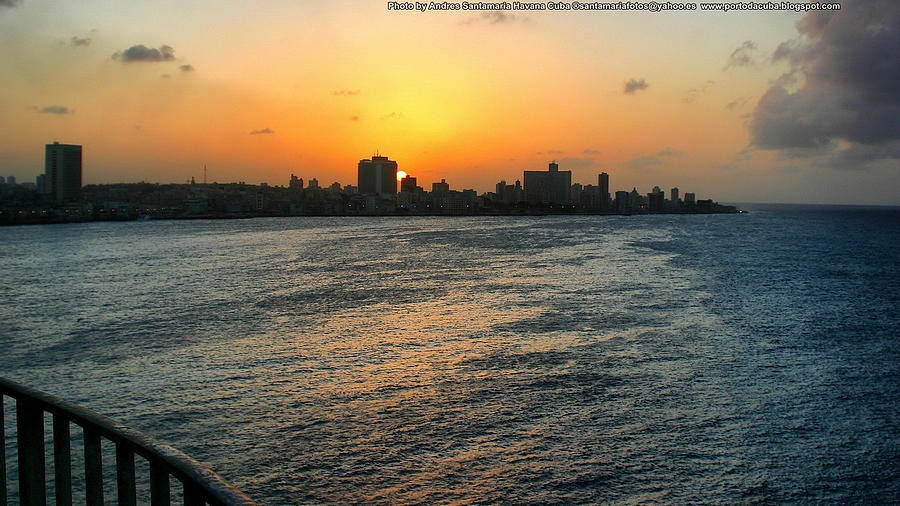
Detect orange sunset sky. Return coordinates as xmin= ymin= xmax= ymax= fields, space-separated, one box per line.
xmin=1 ymin=0 xmax=898 ymax=204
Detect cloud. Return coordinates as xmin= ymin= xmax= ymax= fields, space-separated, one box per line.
xmin=724 ymin=40 xmax=758 ymax=69
xmin=461 ymin=10 xmax=529 ymax=25
xmin=249 ymin=128 xmax=274 ymax=135
xmin=583 ymin=148 xmax=602 ymax=155
xmin=70 ymin=36 xmax=91 ymax=47
xmin=749 ymin=0 xmax=900 ymax=168
xmin=349 ymin=115 xmax=360 ymax=121
xmin=625 ymin=148 xmax=683 ymax=169
xmin=179 ymin=64 xmax=195 ymax=72
xmin=537 ymin=149 xmax=564 ymax=155
xmin=39 ymin=105 xmax=72 ymax=115
xmin=683 ymin=80 xmax=715 ymax=104
xmin=623 ymin=78 xmax=648 ymax=94
xmin=380 ymin=112 xmax=404 ymax=120
xmin=557 ymin=157 xmax=597 ymax=169
xmin=726 ymin=96 xmax=750 ymax=111
xmin=332 ymin=89 xmax=360 ymax=96
xmin=113 ymin=44 xmax=176 ymax=63
xmin=0 ymin=0 xmax=22 ymax=8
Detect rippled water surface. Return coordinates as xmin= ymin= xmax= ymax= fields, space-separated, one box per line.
xmin=2 ymin=205 xmax=899 ymax=504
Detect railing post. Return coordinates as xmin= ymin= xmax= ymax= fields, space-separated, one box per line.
xmin=1 ymin=395 xmax=7 ymax=506
xmin=184 ymin=481 xmax=205 ymax=506
xmin=82 ymin=428 xmax=103 ymax=506
xmin=115 ymin=443 xmax=136 ymax=506
xmin=16 ymin=398 xmax=46 ymax=506
xmin=149 ymin=461 xmax=170 ymax=506
xmin=51 ymin=415 xmax=72 ymax=506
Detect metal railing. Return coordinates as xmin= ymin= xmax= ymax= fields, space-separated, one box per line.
xmin=0 ymin=377 xmax=257 ymax=506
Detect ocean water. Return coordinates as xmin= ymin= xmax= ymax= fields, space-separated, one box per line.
xmin=1 ymin=204 xmax=898 ymax=504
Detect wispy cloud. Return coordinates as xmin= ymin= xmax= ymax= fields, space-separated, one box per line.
xmin=38 ymin=105 xmax=72 ymax=115
xmin=249 ymin=128 xmax=274 ymax=135
xmin=583 ymin=148 xmax=602 ymax=155
xmin=332 ymin=89 xmax=361 ymax=96
xmin=380 ymin=112 xmax=404 ymax=120
xmin=625 ymin=147 xmax=682 ymax=169
xmin=683 ymin=80 xmax=714 ymax=104
xmin=179 ymin=64 xmax=195 ymax=72
xmin=725 ymin=40 xmax=757 ymax=69
xmin=70 ymin=36 xmax=91 ymax=47
xmin=623 ymin=78 xmax=648 ymax=95
xmin=113 ymin=44 xmax=176 ymax=63
xmin=461 ymin=10 xmax=529 ymax=25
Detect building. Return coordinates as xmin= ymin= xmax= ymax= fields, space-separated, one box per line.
xmin=6 ymin=176 xmax=15 ymax=185
xmin=648 ymin=191 xmax=664 ymax=212
xmin=432 ymin=179 xmax=449 ymax=194
xmin=599 ymin=172 xmax=610 ymax=210
xmin=684 ymin=192 xmax=696 ymax=204
xmin=400 ymin=175 xmax=417 ymax=193
xmin=358 ymin=155 xmax=398 ymax=196
xmin=670 ymin=187 xmax=679 ymax=203
xmin=289 ymin=174 xmax=303 ymax=190
xmin=524 ymin=161 xmax=571 ymax=205
xmin=615 ymin=191 xmax=630 ymax=213
xmin=45 ymin=142 xmax=82 ymax=203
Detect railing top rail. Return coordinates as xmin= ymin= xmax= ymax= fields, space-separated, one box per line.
xmin=0 ymin=376 xmax=257 ymax=506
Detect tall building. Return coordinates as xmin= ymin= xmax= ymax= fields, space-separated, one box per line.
xmin=358 ymin=155 xmax=398 ymax=196
xmin=45 ymin=142 xmax=82 ymax=203
xmin=615 ymin=191 xmax=630 ymax=213
xmin=670 ymin=187 xmax=679 ymax=203
xmin=6 ymin=176 xmax=15 ymax=185
xmin=684 ymin=192 xmax=696 ymax=204
xmin=289 ymin=174 xmax=303 ymax=190
xmin=524 ymin=161 xmax=572 ymax=205
xmin=599 ymin=172 xmax=609 ymax=210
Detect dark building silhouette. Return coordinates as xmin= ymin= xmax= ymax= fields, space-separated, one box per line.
xmin=358 ymin=155 xmax=397 ymax=196
xmin=45 ymin=142 xmax=82 ymax=203
xmin=599 ymin=172 xmax=610 ymax=210
xmin=524 ymin=161 xmax=571 ymax=205
xmin=432 ymin=179 xmax=449 ymax=195
xmin=615 ymin=190 xmax=629 ymax=213
xmin=400 ymin=175 xmax=417 ymax=193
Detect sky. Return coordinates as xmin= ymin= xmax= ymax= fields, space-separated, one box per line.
xmin=0 ymin=0 xmax=897 ymax=204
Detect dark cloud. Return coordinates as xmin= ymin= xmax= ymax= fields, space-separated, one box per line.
xmin=750 ymin=0 xmax=900 ymax=168
xmin=625 ymin=148 xmax=682 ymax=169
xmin=70 ymin=36 xmax=91 ymax=47
xmin=623 ymin=78 xmax=648 ymax=95
xmin=724 ymin=40 xmax=757 ymax=69
xmin=39 ymin=105 xmax=72 ymax=115
xmin=461 ymin=10 xmax=529 ymax=25
xmin=0 ymin=0 xmax=22 ymax=8
xmin=250 ymin=128 xmax=274 ymax=135
xmin=179 ymin=64 xmax=195 ymax=72
xmin=113 ymin=44 xmax=176 ymax=63
xmin=332 ymin=89 xmax=360 ymax=96
xmin=583 ymin=148 xmax=602 ymax=155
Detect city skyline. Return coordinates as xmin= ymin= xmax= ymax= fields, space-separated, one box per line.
xmin=1 ymin=1 xmax=898 ymax=205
